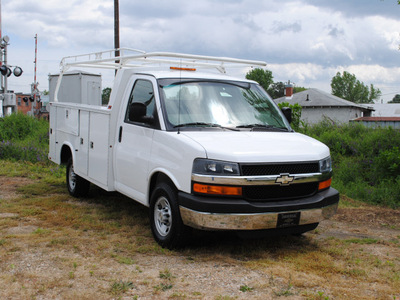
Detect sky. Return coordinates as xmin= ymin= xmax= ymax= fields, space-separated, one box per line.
xmin=1 ymin=0 xmax=400 ymax=103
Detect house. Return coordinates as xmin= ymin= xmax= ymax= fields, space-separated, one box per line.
xmin=274 ymin=84 xmax=374 ymax=124
xmin=370 ymin=103 xmax=400 ymax=117
xmin=351 ymin=117 xmax=400 ymax=129
xmin=350 ymin=103 xmax=400 ymax=128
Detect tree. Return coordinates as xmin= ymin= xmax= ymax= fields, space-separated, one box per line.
xmin=331 ymin=71 xmax=381 ymax=104
xmin=268 ymin=82 xmax=285 ymax=99
xmin=102 ymin=87 xmax=112 ymax=105
xmin=388 ymin=94 xmax=400 ymax=103
xmin=294 ymin=86 xmax=307 ymax=93
xmin=263 ymin=81 xmax=308 ymax=99
xmin=246 ymin=68 xmax=273 ymax=92
xmin=277 ymin=102 xmax=303 ymax=130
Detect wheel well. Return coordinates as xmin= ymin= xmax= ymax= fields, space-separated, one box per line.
xmin=149 ymin=172 xmax=177 ymax=202
xmin=60 ymin=145 xmax=72 ymax=165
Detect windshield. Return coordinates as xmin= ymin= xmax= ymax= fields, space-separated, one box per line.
xmin=158 ymin=79 xmax=290 ymax=131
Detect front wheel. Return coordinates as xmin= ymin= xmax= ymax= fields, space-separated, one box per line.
xmin=66 ymin=158 xmax=90 ymax=197
xmin=149 ymin=182 xmax=190 ymax=249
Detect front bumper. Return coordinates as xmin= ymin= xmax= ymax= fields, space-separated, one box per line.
xmin=178 ymin=187 xmax=339 ymax=231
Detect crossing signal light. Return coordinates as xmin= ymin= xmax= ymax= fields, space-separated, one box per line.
xmin=0 ymin=65 xmax=23 ymax=77
xmin=0 ymin=65 xmax=11 ymax=77
xmin=13 ymin=67 xmax=23 ymax=77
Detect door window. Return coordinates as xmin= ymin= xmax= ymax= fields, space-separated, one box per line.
xmin=125 ymin=79 xmax=156 ymax=124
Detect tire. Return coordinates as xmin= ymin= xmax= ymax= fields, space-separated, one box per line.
xmin=149 ymin=182 xmax=190 ymax=249
xmin=66 ymin=158 xmax=90 ymax=197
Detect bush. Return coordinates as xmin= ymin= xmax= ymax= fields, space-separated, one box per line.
xmin=0 ymin=113 xmax=49 ymax=163
xmin=300 ymin=120 xmax=400 ymax=208
xmin=277 ymin=102 xmax=303 ymax=130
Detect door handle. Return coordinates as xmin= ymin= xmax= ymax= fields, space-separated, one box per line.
xmin=118 ymin=126 xmax=123 ymax=143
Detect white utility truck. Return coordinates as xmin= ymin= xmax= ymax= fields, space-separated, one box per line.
xmin=49 ymin=49 xmax=339 ymax=248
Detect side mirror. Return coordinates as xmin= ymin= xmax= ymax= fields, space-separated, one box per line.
xmin=129 ymin=102 xmax=154 ymax=124
xmin=281 ymin=107 xmax=292 ymax=123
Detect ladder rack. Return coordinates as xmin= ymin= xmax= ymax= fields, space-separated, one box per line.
xmin=54 ymin=48 xmax=267 ymax=102
xmin=60 ymin=48 xmax=267 ymax=74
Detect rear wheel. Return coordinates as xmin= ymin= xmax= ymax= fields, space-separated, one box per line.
xmin=149 ymin=182 xmax=189 ymax=249
xmin=66 ymin=158 xmax=90 ymax=197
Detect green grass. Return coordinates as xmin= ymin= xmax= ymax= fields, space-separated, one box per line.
xmin=344 ymin=238 xmax=379 ymax=245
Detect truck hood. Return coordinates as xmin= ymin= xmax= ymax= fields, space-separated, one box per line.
xmin=181 ymin=131 xmax=330 ymax=163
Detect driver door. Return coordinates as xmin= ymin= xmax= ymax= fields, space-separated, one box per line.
xmin=114 ymin=77 xmax=159 ymax=205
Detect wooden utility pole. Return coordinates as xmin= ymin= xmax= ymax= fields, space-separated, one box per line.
xmin=114 ymin=0 xmax=120 ymax=74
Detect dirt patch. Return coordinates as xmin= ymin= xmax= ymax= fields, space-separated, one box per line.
xmin=0 ymin=176 xmax=34 ymax=200
xmin=0 ymin=176 xmax=399 ymax=299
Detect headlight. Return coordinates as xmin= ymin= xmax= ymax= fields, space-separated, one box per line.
xmin=319 ymin=156 xmax=332 ymax=173
xmin=192 ymin=158 xmax=240 ymax=176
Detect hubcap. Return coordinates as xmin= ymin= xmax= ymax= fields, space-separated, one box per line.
xmin=68 ymin=164 xmax=77 ymax=191
xmin=154 ymin=196 xmax=172 ymax=237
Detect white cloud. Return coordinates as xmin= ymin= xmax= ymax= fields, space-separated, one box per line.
xmin=1 ymin=0 xmax=399 ymax=102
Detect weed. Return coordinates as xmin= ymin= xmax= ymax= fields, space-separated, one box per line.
xmin=114 ymin=255 xmax=135 ymax=265
xmin=344 ymin=238 xmax=379 ymax=245
xmin=239 ymin=284 xmax=254 ymax=292
xmin=110 ymin=280 xmax=135 ymax=295
xmin=215 ymin=296 xmax=236 ymax=300
xmin=159 ymin=268 xmax=173 ymax=280
xmin=274 ymin=276 xmax=293 ymax=296
xmin=154 ymin=283 xmax=173 ymax=291
xmin=68 ymin=272 xmax=74 ymax=279
xmin=169 ymin=292 xmax=186 ymax=298
xmin=135 ymin=266 xmax=143 ymax=273
xmin=33 ymin=228 xmax=50 ymax=235
xmin=316 ymin=290 xmax=330 ymax=300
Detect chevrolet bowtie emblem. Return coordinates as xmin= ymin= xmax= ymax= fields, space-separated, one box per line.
xmin=275 ymin=174 xmax=295 ymax=185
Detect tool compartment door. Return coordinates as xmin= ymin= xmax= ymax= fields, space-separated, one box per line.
xmin=88 ymin=111 xmax=110 ymax=186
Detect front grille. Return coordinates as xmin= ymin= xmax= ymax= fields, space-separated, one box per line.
xmin=243 ymin=182 xmax=318 ymax=201
xmin=240 ymin=162 xmax=319 ymax=176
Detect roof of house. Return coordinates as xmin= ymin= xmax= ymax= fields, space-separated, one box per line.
xmin=370 ymin=103 xmax=400 ymax=117
xmin=353 ymin=117 xmax=400 ymax=122
xmin=274 ymin=88 xmax=374 ymax=111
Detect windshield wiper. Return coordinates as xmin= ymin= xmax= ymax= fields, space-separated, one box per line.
xmin=236 ymin=124 xmax=289 ymax=132
xmin=174 ymin=122 xmax=238 ymax=131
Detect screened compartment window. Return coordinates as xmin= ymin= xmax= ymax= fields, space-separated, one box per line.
xmin=125 ymin=79 xmax=155 ymax=123
xmin=159 ymin=79 xmax=290 ymax=131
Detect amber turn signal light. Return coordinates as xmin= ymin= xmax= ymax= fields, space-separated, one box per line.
xmin=193 ymin=183 xmax=242 ymax=196
xmin=318 ymin=178 xmax=332 ymax=191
